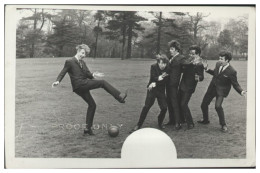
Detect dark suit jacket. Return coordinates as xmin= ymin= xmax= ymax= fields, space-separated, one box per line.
xmin=167 ymin=54 xmax=193 ymax=87
xmin=147 ymin=63 xmax=169 ymax=92
xmin=56 ymin=57 xmax=94 ymax=91
xmin=206 ymin=61 xmax=243 ymax=97
xmin=180 ymin=63 xmax=204 ymax=93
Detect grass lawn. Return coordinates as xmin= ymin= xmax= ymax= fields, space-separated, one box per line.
xmin=15 ymin=58 xmax=247 ymax=158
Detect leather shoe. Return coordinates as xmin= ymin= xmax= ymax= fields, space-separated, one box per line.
xmin=175 ymin=124 xmax=182 ymax=130
xmin=187 ymin=123 xmax=194 ymax=130
xmin=129 ymin=125 xmax=140 ymax=134
xmin=197 ymin=119 xmax=210 ymax=124
xmin=118 ymin=90 xmax=128 ymax=103
xmin=84 ymin=128 xmax=94 ymax=135
xmin=180 ymin=119 xmax=186 ymax=124
xmin=164 ymin=121 xmax=175 ymax=126
xmin=158 ymin=124 xmax=165 ymax=130
xmin=221 ymin=125 xmax=228 ymax=132
xmin=158 ymin=117 xmax=165 ymax=129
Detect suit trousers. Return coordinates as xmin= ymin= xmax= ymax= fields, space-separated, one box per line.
xmin=166 ymin=86 xmax=181 ymax=125
xmin=75 ymin=79 xmax=121 ymax=129
xmin=201 ymin=86 xmax=226 ymax=126
xmin=179 ymin=90 xmax=194 ymax=125
xmin=137 ymin=89 xmax=167 ymax=127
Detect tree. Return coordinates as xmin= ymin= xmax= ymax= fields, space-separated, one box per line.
xmin=105 ymin=11 xmax=128 ymax=59
xmin=149 ymin=11 xmax=163 ymax=54
xmin=20 ymin=8 xmax=51 ymax=58
xmin=124 ymin=12 xmax=147 ymax=59
xmin=93 ymin=11 xmax=106 ymax=58
xmin=224 ymin=16 xmax=248 ymax=57
xmin=136 ymin=12 xmax=192 ymax=58
xmin=16 ymin=21 xmax=30 ymax=58
xmin=187 ymin=12 xmax=210 ymax=44
xmin=46 ymin=18 xmax=80 ymax=57
xmin=218 ymin=29 xmax=234 ymax=50
xmin=160 ymin=12 xmax=192 ymax=55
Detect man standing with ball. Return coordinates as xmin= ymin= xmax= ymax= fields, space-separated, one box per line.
xmin=52 ymin=44 xmax=127 ymax=136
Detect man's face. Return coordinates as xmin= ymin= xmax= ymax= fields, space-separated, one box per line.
xmin=158 ymin=60 xmax=167 ymax=70
xmin=189 ymin=50 xmax=196 ymax=56
xmin=189 ymin=49 xmax=200 ymax=62
xmin=169 ymin=47 xmax=178 ymax=57
xmin=78 ymin=49 xmax=89 ymax=59
xmin=219 ymin=56 xmax=228 ymax=66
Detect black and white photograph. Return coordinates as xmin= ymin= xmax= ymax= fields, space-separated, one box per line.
xmin=4 ymin=4 xmax=256 ymax=168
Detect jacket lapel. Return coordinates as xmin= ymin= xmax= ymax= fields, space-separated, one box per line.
xmin=73 ymin=57 xmax=83 ymax=70
xmin=219 ymin=65 xmax=230 ymax=75
xmin=217 ymin=66 xmax=222 ymax=75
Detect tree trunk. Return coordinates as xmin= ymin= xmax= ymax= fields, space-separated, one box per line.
xmin=156 ymin=12 xmax=162 ymax=54
xmin=94 ymin=19 xmax=100 ymax=58
xmin=126 ymin=23 xmax=133 ymax=59
xmin=59 ymin=45 xmax=63 ymax=57
xmin=30 ymin=43 xmax=35 ymax=58
xmin=30 ymin=9 xmax=37 ymax=58
xmin=121 ymin=13 xmax=126 ymax=60
xmin=121 ymin=26 xmax=126 ymax=60
xmin=194 ymin=26 xmax=197 ymax=44
xmin=82 ymin=24 xmax=87 ymax=44
xmin=141 ymin=46 xmax=144 ymax=58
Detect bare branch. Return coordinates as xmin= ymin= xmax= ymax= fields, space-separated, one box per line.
xmin=38 ymin=9 xmax=45 ymax=31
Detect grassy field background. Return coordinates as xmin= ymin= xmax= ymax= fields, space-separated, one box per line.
xmin=15 ymin=58 xmax=247 ymax=158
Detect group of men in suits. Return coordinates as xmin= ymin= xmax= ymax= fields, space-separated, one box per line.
xmin=53 ymin=42 xmax=246 ymax=135
xmin=131 ymin=40 xmax=246 ymax=133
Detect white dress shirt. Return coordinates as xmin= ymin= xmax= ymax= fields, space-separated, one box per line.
xmin=219 ymin=63 xmax=229 ymax=73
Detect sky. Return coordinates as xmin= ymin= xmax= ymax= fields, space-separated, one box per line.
xmin=16 ymin=6 xmax=249 ymax=30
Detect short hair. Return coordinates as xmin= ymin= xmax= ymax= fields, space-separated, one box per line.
xmin=219 ymin=51 xmax=232 ymax=62
xmin=156 ymin=54 xmax=169 ymax=64
xmin=189 ymin=45 xmax=201 ymax=55
xmin=168 ymin=40 xmax=181 ymax=52
xmin=76 ymin=44 xmax=90 ymax=53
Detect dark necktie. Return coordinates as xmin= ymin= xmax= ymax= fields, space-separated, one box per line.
xmin=79 ymin=60 xmax=83 ymax=69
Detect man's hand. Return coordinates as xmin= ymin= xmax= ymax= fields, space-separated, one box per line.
xmin=52 ymin=81 xmax=59 ymax=88
xmin=148 ymin=82 xmax=156 ymax=91
xmin=161 ymin=72 xmax=168 ymax=78
xmin=241 ymin=90 xmax=247 ymax=97
xmin=93 ymin=72 xmax=105 ymax=78
xmin=158 ymin=76 xmax=163 ymax=81
xmin=201 ymin=59 xmax=208 ymax=70
xmin=195 ymin=74 xmax=200 ymax=81
xmin=158 ymin=73 xmax=168 ymax=81
xmin=192 ymin=55 xmax=201 ymax=65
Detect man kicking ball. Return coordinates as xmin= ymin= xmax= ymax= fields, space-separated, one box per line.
xmin=130 ymin=54 xmax=169 ymax=133
xmin=52 ymin=44 xmax=127 ymax=135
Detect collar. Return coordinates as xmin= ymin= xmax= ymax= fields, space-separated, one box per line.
xmin=74 ymin=56 xmax=81 ymax=62
xmin=173 ymin=53 xmax=179 ymax=58
xmin=222 ymin=63 xmax=229 ymax=69
xmin=219 ymin=63 xmax=230 ymax=73
xmin=169 ymin=53 xmax=179 ymax=62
